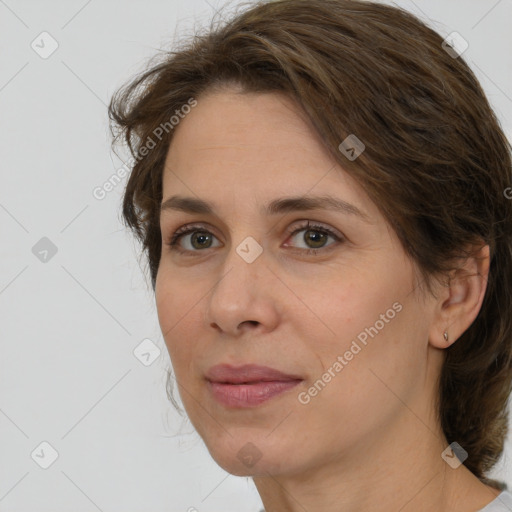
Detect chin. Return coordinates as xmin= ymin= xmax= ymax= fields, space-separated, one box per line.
xmin=201 ymin=432 xmax=301 ymax=477
xmin=210 ymin=451 xmax=288 ymax=477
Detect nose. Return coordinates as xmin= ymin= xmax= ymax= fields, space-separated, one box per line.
xmin=204 ymin=237 xmax=280 ymax=336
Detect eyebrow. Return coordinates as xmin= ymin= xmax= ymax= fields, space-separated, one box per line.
xmin=160 ymin=194 xmax=371 ymax=222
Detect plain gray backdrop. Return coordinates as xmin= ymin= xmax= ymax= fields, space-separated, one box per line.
xmin=1 ymin=0 xmax=511 ymax=511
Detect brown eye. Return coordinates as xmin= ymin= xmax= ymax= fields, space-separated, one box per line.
xmin=189 ymin=231 xmax=214 ymax=249
xmin=286 ymin=222 xmax=341 ymax=253
xmin=166 ymin=225 xmax=221 ymax=253
xmin=302 ymin=229 xmax=329 ymax=248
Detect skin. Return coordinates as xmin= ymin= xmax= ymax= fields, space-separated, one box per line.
xmin=155 ymin=86 xmax=497 ymax=512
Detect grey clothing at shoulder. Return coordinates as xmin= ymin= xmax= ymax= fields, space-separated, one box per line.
xmin=479 ymin=490 xmax=512 ymax=512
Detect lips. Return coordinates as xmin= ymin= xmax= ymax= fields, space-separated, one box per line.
xmin=205 ymin=363 xmax=303 ymax=384
xmin=205 ymin=364 xmax=304 ymax=407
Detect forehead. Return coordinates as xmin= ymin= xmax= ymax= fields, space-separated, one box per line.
xmin=161 ymin=89 xmax=379 ymax=220
xmin=165 ymin=89 xmax=322 ymax=162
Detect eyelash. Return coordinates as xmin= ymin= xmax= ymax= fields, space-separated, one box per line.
xmin=164 ymin=220 xmax=343 ymax=256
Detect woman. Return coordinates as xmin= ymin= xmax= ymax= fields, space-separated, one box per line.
xmin=108 ymin=0 xmax=512 ymax=510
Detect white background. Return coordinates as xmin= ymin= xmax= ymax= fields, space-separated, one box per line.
xmin=0 ymin=0 xmax=511 ymax=511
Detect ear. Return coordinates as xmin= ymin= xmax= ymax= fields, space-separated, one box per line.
xmin=429 ymin=244 xmax=490 ymax=349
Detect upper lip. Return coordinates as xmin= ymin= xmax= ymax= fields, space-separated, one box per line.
xmin=205 ymin=364 xmax=303 ymax=384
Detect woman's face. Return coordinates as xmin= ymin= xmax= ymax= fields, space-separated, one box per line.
xmin=155 ymin=88 xmax=442 ymax=477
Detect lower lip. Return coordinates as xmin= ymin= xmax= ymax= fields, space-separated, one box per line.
xmin=207 ymin=380 xmax=302 ymax=408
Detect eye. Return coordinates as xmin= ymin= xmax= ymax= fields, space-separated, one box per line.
xmin=164 ymin=220 xmax=343 ymax=256
xmin=284 ymin=220 xmax=342 ymax=255
xmin=165 ymin=223 xmax=221 ymax=254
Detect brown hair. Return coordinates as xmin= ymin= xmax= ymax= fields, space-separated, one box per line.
xmin=108 ymin=0 xmax=512 ymax=487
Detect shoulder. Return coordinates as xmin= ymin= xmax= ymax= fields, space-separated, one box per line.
xmin=478 ymin=490 xmax=512 ymax=512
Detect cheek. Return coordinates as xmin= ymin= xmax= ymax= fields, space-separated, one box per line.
xmin=308 ymin=262 xmax=423 ymax=388
xmin=297 ymin=303 xmax=425 ymax=447
xmin=155 ymin=270 xmax=198 ymax=373
xmin=324 ymin=294 xmax=429 ymax=418
xmin=155 ymin=262 xmax=198 ymax=329
xmin=309 ymin=269 xmax=404 ymax=349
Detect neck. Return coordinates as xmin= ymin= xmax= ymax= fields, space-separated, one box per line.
xmin=253 ymin=406 xmax=500 ymax=512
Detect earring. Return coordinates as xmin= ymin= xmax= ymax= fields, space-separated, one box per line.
xmin=443 ymin=331 xmax=449 ymax=342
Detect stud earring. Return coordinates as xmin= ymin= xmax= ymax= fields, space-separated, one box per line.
xmin=443 ymin=331 xmax=449 ymax=342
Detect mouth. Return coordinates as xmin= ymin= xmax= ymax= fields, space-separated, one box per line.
xmin=206 ymin=380 xmax=303 ymax=408
xmin=205 ymin=363 xmax=304 ymax=408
